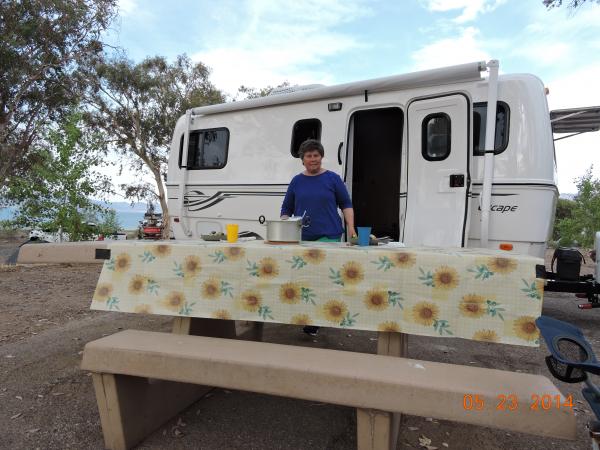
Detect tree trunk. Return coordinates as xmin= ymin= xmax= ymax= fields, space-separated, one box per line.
xmin=149 ymin=165 xmax=170 ymax=240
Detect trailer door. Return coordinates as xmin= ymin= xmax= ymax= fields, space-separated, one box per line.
xmin=403 ymin=94 xmax=470 ymax=246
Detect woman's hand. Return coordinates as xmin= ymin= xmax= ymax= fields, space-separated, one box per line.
xmin=342 ymin=208 xmax=356 ymax=240
xmin=349 ymin=226 xmax=357 ymax=239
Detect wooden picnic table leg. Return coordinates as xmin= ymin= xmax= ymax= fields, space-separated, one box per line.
xmin=356 ymin=331 xmax=408 ymax=450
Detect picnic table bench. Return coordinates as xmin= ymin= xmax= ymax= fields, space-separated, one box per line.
xmin=82 ymin=240 xmax=575 ymax=449
xmin=82 ymin=327 xmax=575 ymax=450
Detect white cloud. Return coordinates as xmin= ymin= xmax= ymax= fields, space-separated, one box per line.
xmin=516 ymin=4 xmax=600 ymax=68
xmin=190 ymin=0 xmax=372 ymax=96
xmin=117 ymin=0 xmax=138 ymax=17
xmin=510 ymin=42 xmax=571 ymax=67
xmin=420 ymin=0 xmax=506 ymax=23
xmin=410 ymin=27 xmax=491 ymax=71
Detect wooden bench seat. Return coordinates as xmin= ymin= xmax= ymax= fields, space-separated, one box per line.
xmin=82 ymin=329 xmax=576 ymax=450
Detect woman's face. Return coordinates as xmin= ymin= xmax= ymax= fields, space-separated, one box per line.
xmin=302 ymin=149 xmax=323 ymax=173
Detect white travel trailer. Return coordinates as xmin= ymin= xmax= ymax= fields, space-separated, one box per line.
xmin=166 ymin=60 xmax=598 ymax=259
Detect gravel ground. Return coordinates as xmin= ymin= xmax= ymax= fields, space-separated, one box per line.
xmin=0 ymin=238 xmax=598 ymax=450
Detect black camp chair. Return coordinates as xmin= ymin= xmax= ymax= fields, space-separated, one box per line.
xmin=536 ymin=316 xmax=600 ymax=445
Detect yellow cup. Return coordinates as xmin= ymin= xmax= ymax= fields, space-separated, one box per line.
xmin=226 ymin=224 xmax=239 ymax=243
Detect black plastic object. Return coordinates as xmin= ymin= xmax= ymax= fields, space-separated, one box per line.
xmin=95 ymin=249 xmax=111 ymax=260
xmin=536 ymin=316 xmax=600 ymax=381
xmin=551 ymin=247 xmax=585 ymax=281
xmin=449 ymin=174 xmax=465 ymax=187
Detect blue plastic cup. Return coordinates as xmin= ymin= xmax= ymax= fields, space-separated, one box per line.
xmin=357 ymin=227 xmax=372 ymax=246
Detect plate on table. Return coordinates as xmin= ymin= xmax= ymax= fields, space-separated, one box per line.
xmin=201 ymin=232 xmax=226 ymax=241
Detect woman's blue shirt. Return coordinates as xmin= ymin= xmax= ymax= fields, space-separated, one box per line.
xmin=280 ymin=170 xmax=352 ymax=240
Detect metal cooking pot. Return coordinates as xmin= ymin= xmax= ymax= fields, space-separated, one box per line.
xmin=258 ymin=214 xmax=310 ymax=243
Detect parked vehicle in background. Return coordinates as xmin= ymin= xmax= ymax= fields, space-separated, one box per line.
xmin=137 ymin=202 xmax=164 ymax=240
xmin=28 ymin=225 xmax=126 ymax=242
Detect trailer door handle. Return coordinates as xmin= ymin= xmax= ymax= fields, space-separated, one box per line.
xmin=449 ymin=174 xmax=465 ymax=187
xmin=337 ymin=142 xmax=343 ymax=165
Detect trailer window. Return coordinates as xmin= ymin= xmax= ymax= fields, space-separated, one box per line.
xmin=473 ymin=102 xmax=509 ymax=155
xmin=180 ymin=128 xmax=229 ymax=169
xmin=422 ymin=113 xmax=451 ymax=161
xmin=291 ymin=119 xmax=321 ymax=158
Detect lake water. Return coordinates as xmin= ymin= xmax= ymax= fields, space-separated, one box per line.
xmin=0 ymin=207 xmax=146 ymax=231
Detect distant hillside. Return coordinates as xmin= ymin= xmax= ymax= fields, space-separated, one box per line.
xmin=92 ymin=200 xmax=162 ymax=213
xmin=559 ymin=193 xmax=576 ymax=200
xmin=0 ymin=200 xmax=161 ymax=230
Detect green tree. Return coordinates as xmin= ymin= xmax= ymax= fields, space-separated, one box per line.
xmin=3 ymin=112 xmax=113 ymax=241
xmin=96 ymin=208 xmax=122 ymax=236
xmin=236 ymin=81 xmax=291 ymax=99
xmin=0 ymin=0 xmax=117 ymax=189
xmin=552 ymin=197 xmax=575 ymax=241
xmin=85 ymin=54 xmax=224 ymax=238
xmin=556 ymin=168 xmax=600 ymax=247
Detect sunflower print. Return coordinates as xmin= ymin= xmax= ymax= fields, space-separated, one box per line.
xmin=93 ymin=283 xmax=113 ymax=302
xmin=303 ymin=248 xmax=325 ymax=264
xmin=162 ymin=291 xmax=186 ymax=312
xmin=134 ymin=304 xmax=153 ymax=314
xmin=513 ymin=316 xmax=539 ymax=341
xmin=154 ymin=244 xmax=171 ymax=257
xmin=114 ymin=253 xmax=132 ymax=272
xmin=433 ymin=266 xmax=459 ymax=290
xmin=241 ymin=290 xmax=262 ymax=312
xmin=459 ymin=294 xmax=486 ymax=318
xmin=291 ymin=314 xmax=312 ymax=325
xmin=322 ymin=299 xmax=348 ymax=323
xmin=473 ymin=329 xmax=499 ymax=342
xmin=341 ymin=261 xmax=364 ymax=285
xmin=202 ymin=278 xmax=221 ymax=300
xmin=392 ymin=252 xmax=416 ymax=268
xmin=488 ymin=257 xmax=518 ymax=274
xmin=224 ymin=246 xmax=245 ymax=261
xmin=412 ymin=301 xmax=439 ymax=326
xmin=378 ymin=321 xmax=401 ymax=332
xmin=213 ymin=309 xmax=232 ymax=320
xmin=364 ymin=288 xmax=389 ymax=311
xmin=279 ymin=282 xmax=301 ymax=304
xmin=258 ymin=257 xmax=279 ymax=278
xmin=128 ymin=275 xmax=147 ymax=294
xmin=183 ymin=255 xmax=202 ymax=277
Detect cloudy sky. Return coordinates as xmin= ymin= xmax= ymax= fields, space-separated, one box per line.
xmin=105 ymin=0 xmax=600 ymax=194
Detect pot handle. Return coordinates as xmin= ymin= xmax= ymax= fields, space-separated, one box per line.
xmin=258 ymin=215 xmax=266 ymax=224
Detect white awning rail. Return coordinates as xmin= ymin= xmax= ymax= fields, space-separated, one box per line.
xmin=480 ymin=60 xmax=500 ymax=249
xmin=191 ymin=61 xmax=486 ymax=116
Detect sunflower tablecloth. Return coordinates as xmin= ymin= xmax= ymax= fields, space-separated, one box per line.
xmin=91 ymin=241 xmax=545 ymax=346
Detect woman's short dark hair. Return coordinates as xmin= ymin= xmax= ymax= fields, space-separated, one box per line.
xmin=298 ymin=139 xmax=324 ymax=159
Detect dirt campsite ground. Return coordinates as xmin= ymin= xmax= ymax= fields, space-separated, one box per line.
xmin=1 ymin=234 xmax=598 ymax=450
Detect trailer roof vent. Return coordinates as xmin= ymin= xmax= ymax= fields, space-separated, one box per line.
xmin=269 ymin=84 xmax=325 ymax=96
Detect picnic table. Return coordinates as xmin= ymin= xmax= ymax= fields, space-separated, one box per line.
xmin=92 ymin=240 xmax=545 ymax=346
xmin=83 ymin=240 xmax=570 ymax=450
